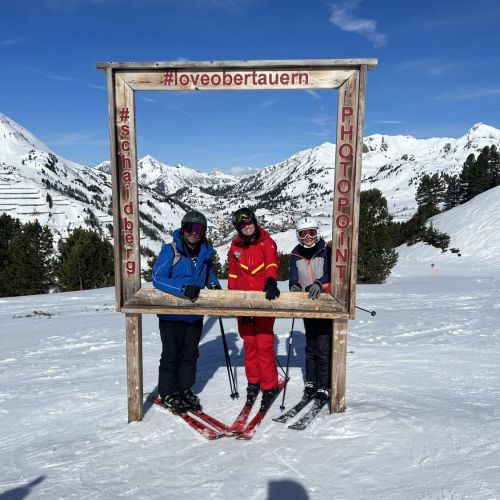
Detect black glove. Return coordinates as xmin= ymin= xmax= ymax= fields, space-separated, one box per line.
xmin=290 ymin=283 xmax=302 ymax=292
xmin=263 ymin=277 xmax=280 ymax=300
xmin=183 ymin=285 xmax=201 ymax=300
xmin=210 ymin=283 xmax=222 ymax=290
xmin=307 ymin=280 xmax=323 ymax=300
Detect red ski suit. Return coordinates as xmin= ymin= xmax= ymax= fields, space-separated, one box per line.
xmin=228 ymin=227 xmax=280 ymax=390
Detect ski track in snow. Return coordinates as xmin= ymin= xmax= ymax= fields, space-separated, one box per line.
xmin=0 ymin=274 xmax=500 ymax=499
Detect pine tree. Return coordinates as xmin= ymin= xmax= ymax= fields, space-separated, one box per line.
xmin=415 ymin=173 xmax=445 ymax=216
xmin=458 ymin=153 xmax=476 ymax=203
xmin=357 ymin=189 xmax=398 ymax=284
xmin=1 ymin=220 xmax=56 ymax=296
xmin=443 ymin=175 xmax=461 ymax=210
xmin=487 ymin=145 xmax=500 ymax=189
xmin=470 ymin=146 xmax=490 ymax=197
xmin=142 ymin=255 xmax=157 ymax=282
xmin=57 ymin=228 xmax=114 ymax=291
xmin=278 ymin=252 xmax=290 ymax=281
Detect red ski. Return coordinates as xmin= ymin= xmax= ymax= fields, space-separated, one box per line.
xmin=236 ymin=379 xmax=286 ymax=441
xmin=147 ymin=394 xmax=226 ymax=440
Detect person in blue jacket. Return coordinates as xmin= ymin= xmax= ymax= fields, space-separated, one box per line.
xmin=152 ymin=210 xmax=220 ymax=414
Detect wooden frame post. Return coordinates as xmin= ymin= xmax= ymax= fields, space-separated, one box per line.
xmin=97 ymin=59 xmax=376 ymax=421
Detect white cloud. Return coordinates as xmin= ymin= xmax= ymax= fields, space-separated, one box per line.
xmin=225 ymin=165 xmax=260 ymax=176
xmin=376 ymin=120 xmax=403 ymax=124
xmin=433 ymin=88 xmax=500 ymax=101
xmin=0 ymin=36 xmax=23 ymax=46
xmin=329 ymin=1 xmax=386 ymax=48
xmin=305 ymin=89 xmax=322 ymax=100
xmin=401 ymin=58 xmax=457 ymax=76
xmin=46 ymin=132 xmax=107 ymax=147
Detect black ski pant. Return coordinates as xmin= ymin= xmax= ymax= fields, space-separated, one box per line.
xmin=158 ymin=318 xmax=203 ymax=398
xmin=303 ymin=317 xmax=333 ymax=390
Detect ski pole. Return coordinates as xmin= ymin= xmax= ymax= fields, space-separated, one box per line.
xmin=218 ymin=316 xmax=239 ymax=399
xmin=355 ymin=305 xmax=376 ymax=316
xmin=279 ymin=318 xmax=295 ymax=411
xmin=275 ymin=355 xmax=287 ymax=378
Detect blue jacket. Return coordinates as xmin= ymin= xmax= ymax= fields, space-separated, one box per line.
xmin=152 ymin=229 xmax=220 ymax=322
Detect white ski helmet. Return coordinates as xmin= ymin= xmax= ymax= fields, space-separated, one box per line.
xmin=295 ymin=217 xmax=319 ymax=246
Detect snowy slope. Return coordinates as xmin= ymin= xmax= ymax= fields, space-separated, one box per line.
xmin=394 ymin=184 xmax=500 ymax=277
xmin=1 ymin=266 xmax=499 ymax=499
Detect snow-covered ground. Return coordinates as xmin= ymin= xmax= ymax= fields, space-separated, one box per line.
xmin=1 ymin=258 xmax=500 ymax=499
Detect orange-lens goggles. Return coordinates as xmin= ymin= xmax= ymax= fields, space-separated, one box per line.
xmin=298 ymin=228 xmax=317 ymax=239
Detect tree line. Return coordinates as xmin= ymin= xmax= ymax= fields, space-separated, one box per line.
xmin=0 ymin=214 xmax=114 ymax=297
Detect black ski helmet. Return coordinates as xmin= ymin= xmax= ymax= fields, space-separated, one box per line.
xmin=182 ymin=210 xmax=207 ymax=228
xmin=231 ymin=207 xmax=257 ymax=228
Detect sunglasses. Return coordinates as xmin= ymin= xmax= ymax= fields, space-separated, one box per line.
xmin=183 ymin=222 xmax=205 ymax=235
xmin=297 ymin=228 xmax=318 ymax=239
xmin=237 ymin=218 xmax=254 ymax=229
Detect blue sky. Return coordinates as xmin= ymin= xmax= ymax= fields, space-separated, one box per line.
xmin=1 ymin=0 xmax=500 ymax=173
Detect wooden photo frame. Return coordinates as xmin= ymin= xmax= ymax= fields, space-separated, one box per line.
xmin=97 ymin=59 xmax=377 ymax=421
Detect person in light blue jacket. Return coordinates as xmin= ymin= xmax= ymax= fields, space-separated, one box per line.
xmin=152 ymin=210 xmax=220 ymax=414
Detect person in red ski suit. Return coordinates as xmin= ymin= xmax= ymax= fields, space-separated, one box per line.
xmin=228 ymin=207 xmax=281 ymax=411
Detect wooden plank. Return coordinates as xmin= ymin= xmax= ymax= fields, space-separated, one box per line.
xmin=331 ymin=319 xmax=348 ymax=413
xmin=348 ymin=65 xmax=367 ymax=319
xmin=331 ymin=71 xmax=360 ymax=313
xmin=126 ymin=313 xmax=143 ymax=422
xmin=121 ymin=289 xmax=349 ymax=319
xmin=114 ymin=74 xmax=141 ymax=304
xmin=97 ymin=59 xmax=379 ymax=70
xmin=105 ymin=68 xmax=122 ymax=311
xmin=119 ymin=68 xmax=356 ymax=91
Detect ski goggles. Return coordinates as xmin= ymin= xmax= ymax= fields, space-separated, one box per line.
xmin=297 ymin=228 xmax=318 ymax=239
xmin=234 ymin=211 xmax=254 ymax=225
xmin=237 ymin=218 xmax=254 ymax=229
xmin=183 ymin=222 xmax=205 ymax=235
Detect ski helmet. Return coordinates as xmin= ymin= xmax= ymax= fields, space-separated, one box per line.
xmin=295 ymin=217 xmax=319 ymax=246
xmin=182 ymin=210 xmax=207 ymax=228
xmin=232 ymin=207 xmax=257 ymax=229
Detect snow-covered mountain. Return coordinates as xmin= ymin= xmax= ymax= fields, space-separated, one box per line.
xmin=1 ymin=111 xmax=500 ymax=267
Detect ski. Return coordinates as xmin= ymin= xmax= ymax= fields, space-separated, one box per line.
xmin=236 ymin=379 xmax=286 ymax=440
xmin=228 ymin=391 xmax=260 ymax=435
xmin=147 ymin=394 xmax=225 ymax=440
xmin=287 ymin=398 xmax=328 ymax=430
xmin=272 ymin=395 xmax=314 ymax=424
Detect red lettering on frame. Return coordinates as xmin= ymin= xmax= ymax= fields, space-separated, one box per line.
xmin=120 ymin=155 xmax=131 ymax=170
xmin=340 ymin=125 xmax=353 ymax=141
xmin=126 ymin=248 xmax=133 ymax=259
xmin=124 ymin=201 xmax=134 ymax=215
xmin=125 ymin=261 xmax=135 ymax=275
xmin=337 ymin=179 xmax=351 ymax=194
xmin=336 ymin=248 xmax=348 ymax=263
xmin=341 ymin=106 xmax=353 ymax=121
xmin=121 ymin=141 xmax=130 ymax=152
xmin=120 ymin=124 xmax=129 ymax=136
xmin=125 ymin=233 xmax=134 ymax=244
xmin=339 ymin=143 xmax=353 ymax=159
xmin=336 ymin=265 xmax=346 ymax=279
xmin=123 ymin=217 xmax=133 ymax=231
xmin=336 ymin=214 xmax=350 ymax=229
xmin=337 ymin=196 xmax=349 ymax=211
